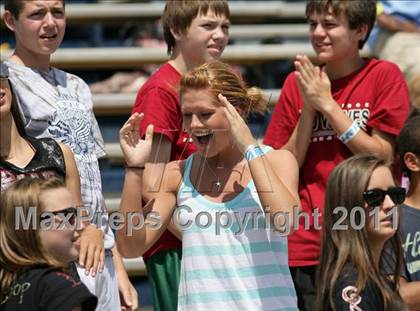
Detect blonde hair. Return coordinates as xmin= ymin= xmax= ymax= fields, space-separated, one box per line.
xmin=180 ymin=61 xmax=267 ymax=117
xmin=0 ymin=177 xmax=66 ymax=296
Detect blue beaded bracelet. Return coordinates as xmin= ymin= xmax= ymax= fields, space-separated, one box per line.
xmin=245 ymin=144 xmax=264 ymax=161
xmin=338 ymin=122 xmax=360 ymax=144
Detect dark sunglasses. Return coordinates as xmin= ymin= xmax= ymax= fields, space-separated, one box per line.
xmin=363 ymin=187 xmax=406 ymax=207
xmin=40 ymin=207 xmax=77 ymax=225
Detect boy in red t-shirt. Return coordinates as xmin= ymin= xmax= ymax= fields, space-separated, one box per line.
xmin=264 ymin=1 xmax=410 ymax=310
xmin=129 ymin=1 xmax=230 ymax=310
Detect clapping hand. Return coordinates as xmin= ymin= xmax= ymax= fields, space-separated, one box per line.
xmin=294 ymin=54 xmax=334 ymax=113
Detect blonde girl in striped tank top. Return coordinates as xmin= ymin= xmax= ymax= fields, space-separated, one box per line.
xmin=117 ymin=61 xmax=299 ymax=310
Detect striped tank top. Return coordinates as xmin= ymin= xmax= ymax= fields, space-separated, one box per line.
xmin=176 ymin=148 xmax=298 ymax=310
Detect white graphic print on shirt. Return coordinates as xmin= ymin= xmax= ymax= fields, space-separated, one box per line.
xmin=309 ymin=102 xmax=370 ymax=143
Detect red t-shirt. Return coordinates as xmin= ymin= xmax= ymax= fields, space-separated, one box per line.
xmin=263 ymin=58 xmax=410 ymax=267
xmin=132 ymin=63 xmax=196 ymax=260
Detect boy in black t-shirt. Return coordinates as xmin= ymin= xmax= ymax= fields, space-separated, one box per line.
xmin=396 ymin=113 xmax=420 ymax=309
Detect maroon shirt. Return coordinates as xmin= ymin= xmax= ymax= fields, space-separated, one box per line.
xmin=132 ymin=63 xmax=196 ymax=260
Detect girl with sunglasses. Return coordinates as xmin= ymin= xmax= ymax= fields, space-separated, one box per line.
xmin=316 ymin=154 xmax=407 ymax=311
xmin=0 ymin=177 xmax=97 ymax=310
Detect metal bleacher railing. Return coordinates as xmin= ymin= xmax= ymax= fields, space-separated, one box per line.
xmin=0 ymin=43 xmax=314 ymax=69
xmin=0 ymin=1 xmax=311 ymax=68
xmin=44 ymin=1 xmax=306 ymax=23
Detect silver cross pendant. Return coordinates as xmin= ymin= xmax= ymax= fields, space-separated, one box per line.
xmin=215 ymin=179 xmax=222 ymax=192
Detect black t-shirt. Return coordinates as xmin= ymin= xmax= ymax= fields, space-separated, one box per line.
xmin=0 ymin=267 xmax=97 ymax=311
xmin=381 ymin=203 xmax=420 ymax=282
xmin=323 ymin=265 xmax=384 ymax=311
xmin=400 ymin=203 xmax=420 ymax=281
xmin=0 ymin=136 xmax=66 ymax=192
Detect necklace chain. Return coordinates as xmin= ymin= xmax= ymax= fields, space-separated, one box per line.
xmin=203 ymin=158 xmax=223 ymax=192
xmin=201 ymin=157 xmax=245 ymax=193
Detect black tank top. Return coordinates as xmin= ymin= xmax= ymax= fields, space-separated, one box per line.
xmin=0 ymin=136 xmax=66 ymax=192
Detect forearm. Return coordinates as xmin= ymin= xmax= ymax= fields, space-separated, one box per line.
xmin=116 ymin=169 xmax=146 ymax=258
xmin=124 ymin=192 xmax=178 ymax=257
xmin=377 ymin=14 xmax=419 ymax=33
xmin=283 ymin=106 xmax=315 ymax=168
xmin=112 ymin=247 xmax=128 ymax=274
xmin=118 ymin=173 xmax=177 ymax=256
xmin=61 ymin=144 xmax=86 ymax=219
xmin=142 ymin=134 xmax=172 ymax=202
xmin=142 ymin=163 xmax=166 ymax=202
xmin=247 ymin=155 xmax=298 ymax=230
xmin=399 ymin=281 xmax=420 ymax=311
xmin=322 ymin=103 xmax=394 ymax=160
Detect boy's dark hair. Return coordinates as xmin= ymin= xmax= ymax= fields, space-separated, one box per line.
xmin=4 ymin=0 xmax=65 ymax=19
xmin=4 ymin=0 xmax=24 ymax=19
xmin=408 ymin=107 xmax=420 ymax=118
xmin=305 ymin=0 xmax=376 ymax=49
xmin=397 ymin=115 xmax=420 ymax=178
xmin=162 ymin=0 xmax=230 ymax=55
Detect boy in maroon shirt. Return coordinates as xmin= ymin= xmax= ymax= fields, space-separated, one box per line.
xmin=130 ymin=1 xmax=230 ymax=310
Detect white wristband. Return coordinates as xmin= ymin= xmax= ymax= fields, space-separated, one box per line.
xmin=338 ymin=122 xmax=360 ymax=144
xmin=245 ymin=144 xmax=264 ymax=161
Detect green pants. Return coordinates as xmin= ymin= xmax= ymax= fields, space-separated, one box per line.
xmin=145 ymin=249 xmax=182 ymax=311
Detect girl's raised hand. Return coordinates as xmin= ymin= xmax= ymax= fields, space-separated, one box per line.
xmin=218 ymin=94 xmax=255 ymax=153
xmin=119 ymin=113 xmax=153 ymax=167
